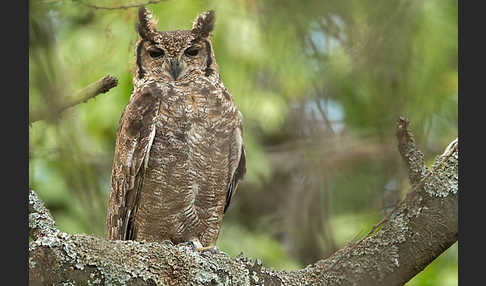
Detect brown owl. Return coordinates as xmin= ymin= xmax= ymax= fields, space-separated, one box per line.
xmin=106 ymin=7 xmax=246 ymax=251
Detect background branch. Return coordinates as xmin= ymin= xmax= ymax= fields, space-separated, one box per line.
xmin=76 ymin=0 xmax=165 ymax=10
xmin=29 ymin=74 xmax=118 ymax=124
xmin=28 ymin=118 xmax=458 ymax=285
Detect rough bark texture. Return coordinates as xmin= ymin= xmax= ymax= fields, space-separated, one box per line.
xmin=28 ymin=117 xmax=458 ymax=285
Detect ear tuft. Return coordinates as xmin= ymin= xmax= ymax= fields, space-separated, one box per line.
xmin=136 ymin=6 xmax=158 ymax=40
xmin=192 ymin=10 xmax=215 ymax=39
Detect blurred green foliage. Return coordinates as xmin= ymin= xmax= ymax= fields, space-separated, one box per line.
xmin=29 ymin=0 xmax=457 ymax=283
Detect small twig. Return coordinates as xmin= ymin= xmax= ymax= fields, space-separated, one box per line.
xmin=29 ymin=74 xmax=118 ymax=124
xmin=29 ymin=189 xmax=59 ymax=240
xmin=345 ymin=228 xmax=364 ymax=247
xmin=313 ymin=96 xmax=336 ymax=136
xmin=76 ymin=0 xmax=165 ymax=10
xmin=355 ymin=217 xmax=390 ymax=246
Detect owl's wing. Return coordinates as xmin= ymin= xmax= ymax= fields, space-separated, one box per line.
xmin=224 ymin=123 xmax=246 ymax=213
xmin=106 ymin=84 xmax=161 ymax=240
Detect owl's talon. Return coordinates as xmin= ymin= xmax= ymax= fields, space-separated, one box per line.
xmin=162 ymin=240 xmax=174 ymax=246
xmin=178 ymin=241 xmax=198 ymax=251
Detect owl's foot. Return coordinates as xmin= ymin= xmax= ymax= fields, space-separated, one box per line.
xmin=177 ymin=241 xmax=199 ymax=251
xmin=162 ymin=239 xmax=174 ymax=246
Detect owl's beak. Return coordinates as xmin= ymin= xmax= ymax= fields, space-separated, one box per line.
xmin=169 ymin=59 xmax=182 ymax=80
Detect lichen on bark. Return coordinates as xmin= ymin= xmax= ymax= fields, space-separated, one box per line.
xmin=28 ymin=118 xmax=458 ymax=286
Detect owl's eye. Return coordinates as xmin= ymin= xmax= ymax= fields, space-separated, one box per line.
xmin=184 ymin=46 xmax=200 ymax=57
xmin=148 ymin=47 xmax=164 ymax=58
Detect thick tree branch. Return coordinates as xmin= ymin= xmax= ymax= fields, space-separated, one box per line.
xmin=303 ymin=122 xmax=458 ymax=285
xmin=28 ymin=117 xmax=458 ymax=285
xmin=29 ymin=74 xmax=118 ymax=124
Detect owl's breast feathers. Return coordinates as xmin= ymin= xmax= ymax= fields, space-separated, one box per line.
xmin=107 ymin=80 xmax=245 ymax=245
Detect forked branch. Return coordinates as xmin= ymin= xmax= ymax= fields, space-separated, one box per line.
xmin=28 ymin=117 xmax=458 ymax=285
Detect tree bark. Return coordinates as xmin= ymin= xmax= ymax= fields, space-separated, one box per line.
xmin=28 ymin=117 xmax=458 ymax=285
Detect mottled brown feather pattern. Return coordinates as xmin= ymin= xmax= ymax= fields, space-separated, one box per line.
xmin=106 ymin=7 xmax=245 ymax=248
xmin=107 ymin=83 xmax=161 ymax=240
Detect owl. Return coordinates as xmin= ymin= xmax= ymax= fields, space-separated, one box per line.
xmin=106 ymin=7 xmax=246 ymax=251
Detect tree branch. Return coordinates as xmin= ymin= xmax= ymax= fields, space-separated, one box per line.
xmin=29 ymin=189 xmax=59 ymax=240
xmin=396 ymin=116 xmax=428 ymax=186
xmin=29 ymin=74 xmax=118 ymax=124
xmin=28 ymin=117 xmax=458 ymax=285
xmin=76 ymin=0 xmax=166 ymax=10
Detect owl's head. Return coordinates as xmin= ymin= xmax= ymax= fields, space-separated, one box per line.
xmin=134 ymin=7 xmax=218 ymax=83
